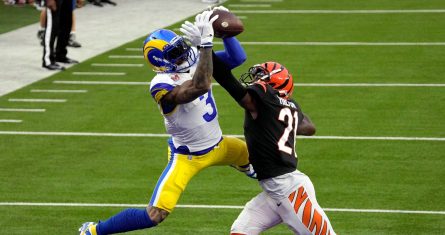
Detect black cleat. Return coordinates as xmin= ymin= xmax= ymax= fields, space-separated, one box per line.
xmin=91 ymin=0 xmax=103 ymax=7
xmin=102 ymin=0 xmax=116 ymax=5
xmin=68 ymin=33 xmax=82 ymax=48
xmin=43 ymin=63 xmax=65 ymax=70
xmin=55 ymin=57 xmax=79 ymax=64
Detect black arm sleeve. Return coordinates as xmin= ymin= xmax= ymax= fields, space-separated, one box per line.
xmin=212 ymin=51 xmax=247 ymax=102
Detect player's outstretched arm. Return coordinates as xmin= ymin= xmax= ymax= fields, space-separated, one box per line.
xmin=162 ymin=48 xmax=213 ymax=105
xmin=162 ymin=11 xmax=218 ymax=105
xmin=215 ymin=37 xmax=247 ymax=69
xmin=212 ymin=52 xmax=259 ymax=118
xmin=297 ymin=113 xmax=316 ymax=136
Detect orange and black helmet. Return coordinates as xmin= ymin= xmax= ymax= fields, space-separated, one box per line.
xmin=241 ymin=61 xmax=294 ymax=99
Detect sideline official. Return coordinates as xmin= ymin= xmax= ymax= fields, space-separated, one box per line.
xmin=42 ymin=0 xmax=79 ymax=70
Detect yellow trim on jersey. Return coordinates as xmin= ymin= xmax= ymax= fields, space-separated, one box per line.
xmin=153 ymin=89 xmax=168 ymax=104
xmin=152 ymin=89 xmax=179 ymax=115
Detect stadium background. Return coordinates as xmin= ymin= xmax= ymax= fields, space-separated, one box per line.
xmin=0 ymin=0 xmax=444 ymax=234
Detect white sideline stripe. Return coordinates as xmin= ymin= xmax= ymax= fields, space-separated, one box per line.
xmin=0 ymin=131 xmax=443 ymax=141
xmin=52 ymin=80 xmax=445 ymax=87
xmin=54 ymin=81 xmax=149 ymax=85
xmin=231 ymin=9 xmax=445 ymax=14
xmin=8 ymin=99 xmax=66 ymax=103
xmin=0 ymin=119 xmax=22 ymax=123
xmin=0 ymin=131 xmax=170 ymax=137
xmin=109 ymin=55 xmax=144 ymax=59
xmin=228 ymin=4 xmax=271 ymax=7
xmin=0 ymin=108 xmax=46 ymax=112
xmin=72 ymin=72 xmax=126 ymax=76
xmin=30 ymin=89 xmax=88 ymax=93
xmin=293 ymin=83 xmax=445 ymax=87
xmin=91 ymin=63 xmax=144 ymax=67
xmin=0 ymin=202 xmax=444 ymax=215
xmin=301 ymin=136 xmax=445 ymax=141
xmin=213 ymin=41 xmax=445 ymax=46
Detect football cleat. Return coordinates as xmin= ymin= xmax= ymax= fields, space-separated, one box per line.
xmin=241 ymin=62 xmax=294 ymax=99
xmin=42 ymin=62 xmax=65 ymax=71
xmin=68 ymin=33 xmax=82 ymax=48
xmin=78 ymin=222 xmax=98 ymax=235
xmin=143 ymin=29 xmax=197 ymax=73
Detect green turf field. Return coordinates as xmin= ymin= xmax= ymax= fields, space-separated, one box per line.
xmin=1 ymin=0 xmax=445 ymax=234
xmin=0 ymin=2 xmax=40 ymax=34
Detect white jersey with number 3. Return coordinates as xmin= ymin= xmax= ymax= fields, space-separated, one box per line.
xmin=149 ymin=63 xmax=222 ymax=153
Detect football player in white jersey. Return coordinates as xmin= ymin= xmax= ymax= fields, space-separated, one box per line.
xmin=79 ymin=8 xmax=253 ymax=235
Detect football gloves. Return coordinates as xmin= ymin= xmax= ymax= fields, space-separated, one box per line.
xmin=180 ymin=10 xmax=219 ymax=48
xmin=180 ymin=21 xmax=201 ymax=47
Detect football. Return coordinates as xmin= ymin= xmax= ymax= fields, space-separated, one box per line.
xmin=211 ymin=9 xmax=244 ymax=38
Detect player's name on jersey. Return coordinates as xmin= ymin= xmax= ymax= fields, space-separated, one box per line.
xmin=278 ymin=96 xmax=296 ymax=109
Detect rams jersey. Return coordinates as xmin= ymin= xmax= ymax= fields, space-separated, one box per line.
xmin=149 ymin=58 xmax=222 ymax=154
xmin=244 ymin=82 xmax=304 ymax=180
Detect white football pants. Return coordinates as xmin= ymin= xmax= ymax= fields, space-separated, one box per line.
xmin=231 ymin=170 xmax=336 ymax=235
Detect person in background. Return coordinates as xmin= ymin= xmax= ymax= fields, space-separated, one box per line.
xmin=41 ymin=0 xmax=79 ymax=70
xmin=37 ymin=0 xmax=82 ymax=48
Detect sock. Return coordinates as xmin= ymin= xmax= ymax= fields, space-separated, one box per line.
xmin=96 ymin=208 xmax=156 ymax=235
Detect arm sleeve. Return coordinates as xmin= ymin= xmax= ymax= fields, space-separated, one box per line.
xmin=212 ymin=51 xmax=247 ymax=102
xmin=214 ymin=37 xmax=247 ymax=69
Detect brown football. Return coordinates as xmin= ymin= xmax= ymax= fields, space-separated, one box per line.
xmin=211 ymin=10 xmax=244 ymax=38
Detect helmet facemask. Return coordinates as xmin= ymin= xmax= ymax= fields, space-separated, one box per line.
xmin=163 ymin=36 xmax=197 ymax=73
xmin=240 ymin=65 xmax=270 ymax=85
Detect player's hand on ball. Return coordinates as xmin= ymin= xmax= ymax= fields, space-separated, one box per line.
xmin=195 ymin=10 xmax=219 ymax=48
xmin=180 ymin=21 xmax=201 ymax=47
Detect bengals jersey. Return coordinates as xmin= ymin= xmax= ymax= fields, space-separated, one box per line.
xmin=244 ymin=82 xmax=304 ymax=180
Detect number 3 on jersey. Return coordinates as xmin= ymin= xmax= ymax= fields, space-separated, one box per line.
xmin=278 ymin=108 xmax=299 ymax=155
xmin=199 ymin=90 xmax=217 ymax=122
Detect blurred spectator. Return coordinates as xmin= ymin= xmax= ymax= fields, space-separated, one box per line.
xmin=4 ymin=0 xmax=35 ymax=5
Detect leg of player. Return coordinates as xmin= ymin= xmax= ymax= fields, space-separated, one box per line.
xmin=79 ymin=207 xmax=158 ymax=235
xmin=277 ymin=172 xmax=336 ymax=235
xmin=231 ymin=192 xmax=282 ymax=235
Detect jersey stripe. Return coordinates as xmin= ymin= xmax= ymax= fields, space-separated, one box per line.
xmin=150 ymin=83 xmax=175 ymax=100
